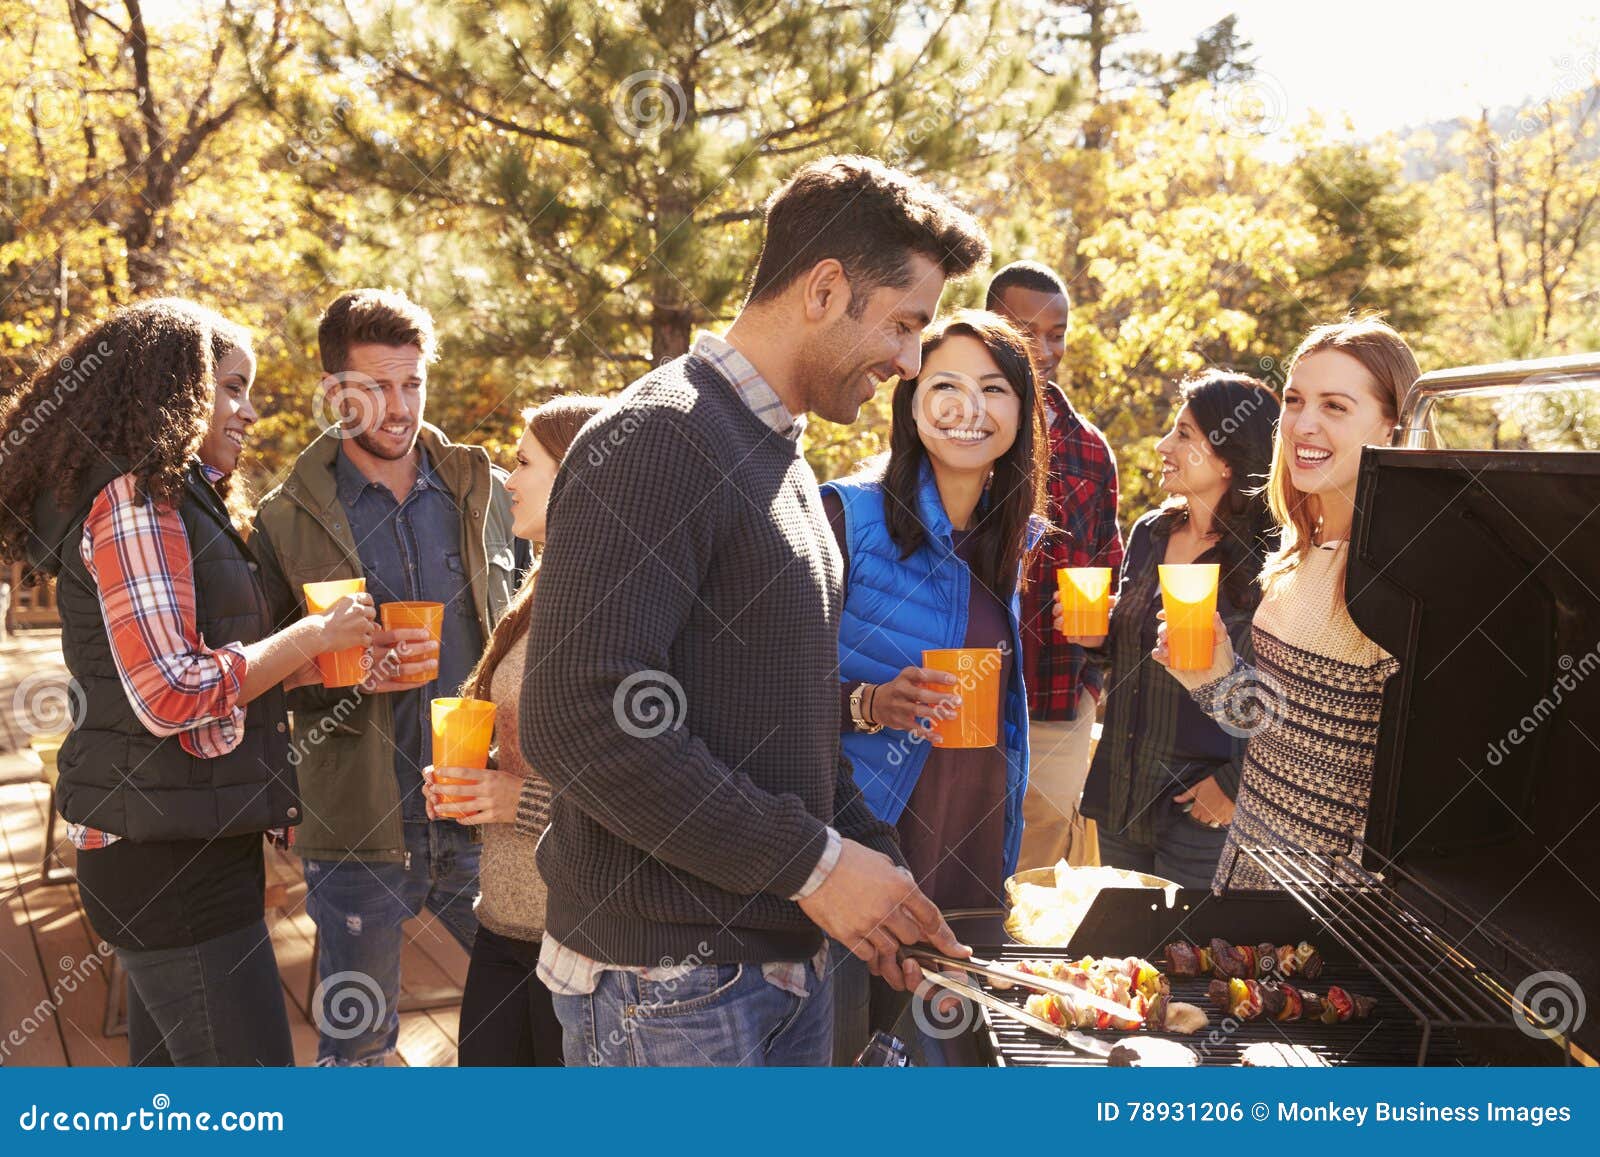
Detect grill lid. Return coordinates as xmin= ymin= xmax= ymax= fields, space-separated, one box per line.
xmin=1346 ymin=428 xmax=1600 ymax=1054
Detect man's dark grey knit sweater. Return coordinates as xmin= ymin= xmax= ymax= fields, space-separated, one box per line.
xmin=520 ymin=352 xmax=900 ymax=966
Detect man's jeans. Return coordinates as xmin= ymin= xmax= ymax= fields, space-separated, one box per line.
xmin=553 ymin=960 xmax=833 ymax=1067
xmin=303 ymin=820 xmax=480 ymax=1065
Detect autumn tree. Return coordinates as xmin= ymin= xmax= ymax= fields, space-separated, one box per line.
xmin=1419 ymin=86 xmax=1600 ymax=361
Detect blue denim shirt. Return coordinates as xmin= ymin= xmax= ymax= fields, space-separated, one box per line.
xmin=335 ymin=445 xmax=484 ymax=823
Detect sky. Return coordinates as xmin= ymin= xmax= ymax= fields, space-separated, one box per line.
xmin=1125 ymin=0 xmax=1600 ymax=136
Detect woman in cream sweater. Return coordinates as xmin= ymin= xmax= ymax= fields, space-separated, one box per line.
xmin=1156 ymin=316 xmax=1420 ymax=891
xmin=422 ymin=395 xmax=606 ymax=1066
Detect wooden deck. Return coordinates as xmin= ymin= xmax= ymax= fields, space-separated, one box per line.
xmin=0 ymin=634 xmax=469 ymax=1067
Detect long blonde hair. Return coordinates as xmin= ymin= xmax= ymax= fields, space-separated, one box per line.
xmin=462 ymin=394 xmax=608 ymax=701
xmin=1260 ymin=315 xmax=1420 ymax=593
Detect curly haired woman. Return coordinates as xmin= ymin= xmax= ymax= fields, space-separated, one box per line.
xmin=0 ymin=298 xmax=377 ymax=1066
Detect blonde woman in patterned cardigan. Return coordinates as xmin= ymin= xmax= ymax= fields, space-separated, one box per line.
xmin=1155 ymin=316 xmax=1420 ymax=891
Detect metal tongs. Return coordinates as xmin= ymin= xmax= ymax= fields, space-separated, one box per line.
xmin=903 ymin=947 xmax=1140 ymax=1056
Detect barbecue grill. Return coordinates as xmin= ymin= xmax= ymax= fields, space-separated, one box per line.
xmin=940 ymin=355 xmax=1600 ymax=1068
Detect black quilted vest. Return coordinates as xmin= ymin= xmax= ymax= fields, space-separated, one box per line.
xmin=42 ymin=464 xmax=298 ymax=840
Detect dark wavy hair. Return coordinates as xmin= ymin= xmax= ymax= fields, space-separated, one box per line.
xmin=880 ymin=310 xmax=1047 ymax=597
xmin=1156 ymin=369 xmax=1282 ymax=610
xmin=0 ymin=298 xmax=251 ymax=565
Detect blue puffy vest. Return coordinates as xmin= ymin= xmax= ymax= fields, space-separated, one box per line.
xmin=822 ymin=460 xmax=1036 ymax=876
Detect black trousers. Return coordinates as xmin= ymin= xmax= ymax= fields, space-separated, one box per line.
xmin=457 ymin=925 xmax=564 ymax=1067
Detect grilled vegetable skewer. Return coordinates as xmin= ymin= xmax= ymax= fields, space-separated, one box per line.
xmin=1164 ymin=938 xmax=1324 ymax=981
xmin=1204 ymin=978 xmax=1377 ymax=1023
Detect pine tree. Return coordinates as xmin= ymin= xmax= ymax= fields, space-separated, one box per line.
xmin=273 ymin=0 xmax=1071 ymax=395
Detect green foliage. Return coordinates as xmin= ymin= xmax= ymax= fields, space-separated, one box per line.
xmin=3 ymin=1 xmax=1597 ymax=519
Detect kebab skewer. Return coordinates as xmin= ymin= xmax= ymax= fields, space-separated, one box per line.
xmin=1204 ymin=978 xmax=1377 ymax=1024
xmin=1164 ymin=938 xmax=1325 ymax=981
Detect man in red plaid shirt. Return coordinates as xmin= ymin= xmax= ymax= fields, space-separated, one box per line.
xmin=988 ymin=262 xmax=1124 ymax=870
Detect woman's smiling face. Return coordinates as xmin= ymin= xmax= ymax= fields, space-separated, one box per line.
xmin=1280 ymin=349 xmax=1395 ymax=501
xmin=911 ymin=334 xmax=1020 ymax=474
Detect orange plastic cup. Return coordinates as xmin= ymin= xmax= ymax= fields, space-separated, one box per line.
xmin=303 ymin=578 xmax=368 ymax=688
xmin=921 ymin=648 xmax=1002 ymax=749
xmin=1159 ymin=563 xmax=1220 ymax=671
xmin=380 ymin=601 xmax=444 ymax=684
xmin=430 ymin=698 xmax=496 ymax=806
xmin=1056 ymin=567 xmax=1113 ymax=636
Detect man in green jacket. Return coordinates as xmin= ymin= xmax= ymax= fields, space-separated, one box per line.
xmin=252 ymin=289 xmax=523 ymax=1065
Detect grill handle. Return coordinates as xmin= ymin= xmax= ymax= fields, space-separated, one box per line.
xmin=1397 ymin=351 xmax=1600 ymax=448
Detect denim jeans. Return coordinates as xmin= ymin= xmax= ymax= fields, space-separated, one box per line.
xmin=1095 ymin=798 xmax=1230 ymax=889
xmin=302 ymin=820 xmax=481 ymax=1065
xmin=553 ymin=960 xmax=833 ymax=1067
xmin=119 ymin=918 xmax=293 ymax=1067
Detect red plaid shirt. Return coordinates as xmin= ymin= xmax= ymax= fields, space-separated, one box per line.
xmin=1020 ymin=383 xmax=1124 ymax=721
xmin=69 ymin=464 xmax=290 ymax=850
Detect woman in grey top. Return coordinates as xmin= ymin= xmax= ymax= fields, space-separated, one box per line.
xmin=423 ymin=394 xmax=606 ymax=1066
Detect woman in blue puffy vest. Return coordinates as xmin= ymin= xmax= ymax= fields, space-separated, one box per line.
xmin=822 ymin=310 xmax=1045 ymax=1059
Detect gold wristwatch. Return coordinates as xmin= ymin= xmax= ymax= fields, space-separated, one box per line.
xmin=849 ymin=683 xmax=883 ymax=734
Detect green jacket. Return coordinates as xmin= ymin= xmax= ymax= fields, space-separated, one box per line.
xmin=251 ymin=423 xmax=521 ymax=864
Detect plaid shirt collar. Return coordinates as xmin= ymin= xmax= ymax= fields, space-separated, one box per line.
xmin=691 ymin=332 xmax=806 ymax=442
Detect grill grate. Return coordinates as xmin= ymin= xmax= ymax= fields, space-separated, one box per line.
xmin=973 ymin=948 xmax=1475 ymax=1067
xmin=1226 ymin=846 xmax=1571 ymax=1062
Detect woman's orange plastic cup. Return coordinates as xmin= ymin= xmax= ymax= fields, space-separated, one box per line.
xmin=380 ymin=601 xmax=444 ymax=684
xmin=430 ymin=697 xmax=496 ymax=805
xmin=302 ymin=577 xmax=368 ymax=687
xmin=921 ymin=648 xmax=1002 ymax=749
xmin=1158 ymin=563 xmax=1220 ymax=671
xmin=1056 ymin=567 xmax=1113 ymax=636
